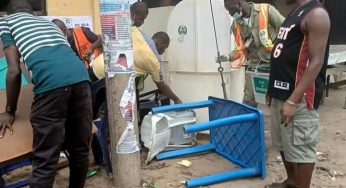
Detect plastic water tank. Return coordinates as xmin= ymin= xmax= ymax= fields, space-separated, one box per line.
xmin=166 ymin=0 xmax=245 ymax=122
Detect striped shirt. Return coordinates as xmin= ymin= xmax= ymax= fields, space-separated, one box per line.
xmin=0 ymin=12 xmax=69 ymax=60
xmin=0 ymin=12 xmax=89 ymax=94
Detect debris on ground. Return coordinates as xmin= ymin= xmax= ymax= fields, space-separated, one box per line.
xmin=87 ymin=167 xmax=100 ymax=178
xmin=316 ymin=166 xmax=345 ymax=181
xmin=316 ymin=152 xmax=328 ymax=161
xmin=141 ymin=163 xmax=170 ymax=170
xmin=59 ymin=152 xmax=66 ymax=158
xmin=276 ymin=155 xmax=283 ymax=165
xmin=178 ymin=160 xmax=192 ymax=167
xmin=142 ymin=179 xmax=156 ymax=188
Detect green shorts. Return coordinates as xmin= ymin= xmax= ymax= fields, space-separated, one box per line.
xmin=270 ymin=98 xmax=319 ymax=163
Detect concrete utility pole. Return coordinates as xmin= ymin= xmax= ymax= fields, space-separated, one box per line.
xmin=106 ymin=75 xmax=141 ymax=188
xmin=98 ymin=1 xmax=141 ymax=187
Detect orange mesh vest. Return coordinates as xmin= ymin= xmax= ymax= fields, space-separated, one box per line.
xmin=231 ymin=4 xmax=273 ymax=68
xmin=72 ymin=27 xmax=102 ymax=69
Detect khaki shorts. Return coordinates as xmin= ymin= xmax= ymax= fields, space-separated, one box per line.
xmin=271 ymin=98 xmax=319 ymax=163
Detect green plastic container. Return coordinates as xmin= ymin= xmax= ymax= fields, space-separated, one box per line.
xmin=247 ymin=70 xmax=269 ymax=105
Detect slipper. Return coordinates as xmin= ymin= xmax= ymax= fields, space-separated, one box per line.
xmin=264 ymin=182 xmax=286 ymax=188
xmin=264 ymin=180 xmax=298 ymax=188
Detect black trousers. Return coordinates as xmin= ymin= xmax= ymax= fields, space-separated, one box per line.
xmin=29 ymin=81 xmax=92 ymax=188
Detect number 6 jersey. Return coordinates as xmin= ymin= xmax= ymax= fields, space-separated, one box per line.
xmin=267 ymin=0 xmax=328 ymax=109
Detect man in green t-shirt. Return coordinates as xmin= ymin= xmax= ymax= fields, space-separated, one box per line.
xmin=0 ymin=0 xmax=92 ymax=187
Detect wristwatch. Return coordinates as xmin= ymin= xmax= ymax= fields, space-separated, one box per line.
xmin=6 ymin=105 xmax=17 ymax=115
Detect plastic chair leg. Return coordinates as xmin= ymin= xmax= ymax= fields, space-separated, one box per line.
xmin=0 ymin=159 xmax=32 ymax=188
xmin=96 ymin=131 xmax=112 ymax=176
xmin=1 ymin=176 xmax=5 ymax=188
xmin=94 ymin=120 xmax=112 ymax=177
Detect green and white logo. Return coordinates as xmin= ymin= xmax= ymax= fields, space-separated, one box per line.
xmin=253 ymin=77 xmax=269 ymax=94
xmin=178 ymin=25 xmax=187 ymax=36
xmin=178 ymin=25 xmax=187 ymax=41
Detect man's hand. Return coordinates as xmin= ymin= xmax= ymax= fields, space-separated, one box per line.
xmin=215 ymin=54 xmax=230 ymax=63
xmin=280 ymin=102 xmax=296 ymax=126
xmin=0 ymin=112 xmax=15 ymax=139
xmin=174 ymin=98 xmax=183 ymax=104
xmin=155 ymin=82 xmax=182 ymax=105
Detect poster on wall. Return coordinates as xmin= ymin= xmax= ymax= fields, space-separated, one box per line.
xmin=42 ymin=16 xmax=94 ymax=31
xmin=128 ymin=0 xmax=138 ymax=5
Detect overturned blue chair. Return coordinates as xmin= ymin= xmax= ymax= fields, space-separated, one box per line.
xmin=153 ymin=97 xmax=266 ymax=188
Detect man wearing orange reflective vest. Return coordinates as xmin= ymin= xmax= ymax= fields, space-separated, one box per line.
xmin=53 ymin=19 xmax=103 ymax=69
xmin=218 ymin=0 xmax=284 ymax=107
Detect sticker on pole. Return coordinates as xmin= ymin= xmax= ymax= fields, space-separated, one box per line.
xmin=117 ymin=73 xmax=139 ymax=154
xmin=99 ymin=0 xmax=139 ymax=154
xmin=99 ymin=0 xmax=133 ymax=74
xmin=116 ymin=122 xmax=139 ymax=154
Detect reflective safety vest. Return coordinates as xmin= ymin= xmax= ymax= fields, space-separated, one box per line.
xmin=231 ymin=4 xmax=274 ymax=68
xmin=72 ymin=27 xmax=102 ymax=69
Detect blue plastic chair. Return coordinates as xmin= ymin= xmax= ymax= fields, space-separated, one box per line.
xmin=153 ymin=97 xmax=266 ymax=188
xmin=0 ymin=159 xmax=32 ymax=188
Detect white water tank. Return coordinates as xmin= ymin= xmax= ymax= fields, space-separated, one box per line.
xmin=166 ymin=0 xmax=245 ymax=122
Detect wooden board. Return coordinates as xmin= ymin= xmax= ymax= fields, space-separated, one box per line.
xmin=0 ymin=85 xmax=98 ymax=167
xmin=0 ymin=85 xmax=34 ymax=167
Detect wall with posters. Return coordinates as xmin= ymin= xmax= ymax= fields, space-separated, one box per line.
xmin=43 ymin=16 xmax=94 ymax=31
xmin=46 ymin=0 xmax=102 ymax=33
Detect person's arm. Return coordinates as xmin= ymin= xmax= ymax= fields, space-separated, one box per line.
xmin=152 ymin=66 xmax=182 ymax=104
xmin=0 ymin=18 xmax=22 ymax=138
xmin=5 ymin=45 xmax=22 ymax=109
xmin=281 ymin=8 xmax=330 ymax=124
xmin=0 ymin=45 xmax=22 ymax=138
xmin=268 ymin=5 xmax=285 ymax=32
xmin=91 ymin=34 xmax=102 ymax=52
xmin=216 ymin=22 xmax=237 ymax=63
xmin=155 ymin=81 xmax=182 ymax=104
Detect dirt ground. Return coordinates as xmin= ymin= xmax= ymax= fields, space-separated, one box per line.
xmin=4 ymin=86 xmax=346 ymax=188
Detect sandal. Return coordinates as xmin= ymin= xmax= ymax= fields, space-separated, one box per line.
xmin=264 ymin=180 xmax=298 ymax=188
